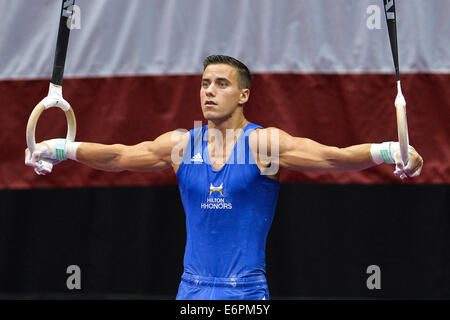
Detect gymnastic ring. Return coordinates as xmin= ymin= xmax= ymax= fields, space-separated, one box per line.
xmin=26 ymin=84 xmax=76 ymax=154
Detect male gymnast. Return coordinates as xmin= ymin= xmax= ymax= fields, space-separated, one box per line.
xmin=25 ymin=55 xmax=423 ymax=300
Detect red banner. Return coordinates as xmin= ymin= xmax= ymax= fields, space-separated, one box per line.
xmin=1 ymin=73 xmax=448 ymax=189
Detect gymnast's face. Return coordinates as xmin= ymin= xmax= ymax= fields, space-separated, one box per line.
xmin=200 ymin=64 xmax=249 ymax=121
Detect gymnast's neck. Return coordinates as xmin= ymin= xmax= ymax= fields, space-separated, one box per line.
xmin=206 ymin=107 xmax=250 ymax=138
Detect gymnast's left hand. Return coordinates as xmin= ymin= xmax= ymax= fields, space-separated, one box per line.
xmin=392 ymin=144 xmax=424 ymax=179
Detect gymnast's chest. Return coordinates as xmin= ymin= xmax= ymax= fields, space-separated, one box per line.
xmin=178 ymin=162 xmax=259 ymax=199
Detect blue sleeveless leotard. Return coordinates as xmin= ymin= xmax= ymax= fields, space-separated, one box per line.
xmin=175 ymin=123 xmax=280 ymax=300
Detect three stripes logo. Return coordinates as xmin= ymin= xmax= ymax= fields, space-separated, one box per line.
xmin=191 ymin=152 xmax=203 ymax=163
xmin=55 ymin=139 xmax=67 ymax=161
xmin=55 ymin=147 xmax=66 ymax=161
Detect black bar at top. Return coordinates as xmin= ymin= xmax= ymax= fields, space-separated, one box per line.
xmin=51 ymin=0 xmax=75 ymax=86
xmin=383 ymin=0 xmax=400 ymax=81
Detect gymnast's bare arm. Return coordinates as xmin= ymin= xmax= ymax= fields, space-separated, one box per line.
xmin=250 ymin=127 xmax=423 ymax=177
xmin=26 ymin=130 xmax=189 ymax=173
xmin=73 ymin=130 xmax=188 ymax=172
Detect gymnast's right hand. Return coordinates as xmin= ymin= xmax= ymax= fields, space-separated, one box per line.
xmin=25 ymin=138 xmax=67 ymax=175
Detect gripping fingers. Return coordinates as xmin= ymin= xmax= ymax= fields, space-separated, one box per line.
xmin=33 ymin=160 xmax=54 ymax=175
xmin=25 ymin=148 xmax=33 ymax=166
xmin=392 ymin=145 xmax=423 ymax=179
xmin=25 ymin=148 xmax=54 ymax=175
xmin=25 ymin=148 xmax=42 ymax=169
xmin=393 ymin=158 xmax=406 ymax=179
xmin=404 ymin=154 xmax=423 ymax=177
xmin=394 ymin=166 xmax=407 ymax=180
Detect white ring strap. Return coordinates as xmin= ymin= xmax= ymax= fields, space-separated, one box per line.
xmin=26 ymin=83 xmax=76 ymax=154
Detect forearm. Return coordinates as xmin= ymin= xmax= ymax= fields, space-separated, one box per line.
xmin=73 ymin=142 xmax=127 ymax=172
xmin=301 ymin=140 xmax=423 ymax=178
xmin=74 ymin=141 xmax=171 ymax=172
xmin=327 ymin=143 xmax=375 ymax=172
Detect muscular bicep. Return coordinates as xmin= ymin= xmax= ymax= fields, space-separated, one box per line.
xmin=117 ymin=130 xmax=189 ymax=172
xmin=250 ymin=127 xmax=335 ymax=173
xmin=277 ymin=129 xmax=373 ymax=172
xmin=278 ymin=132 xmax=340 ymax=171
xmin=250 ymin=128 xmax=332 ymax=169
xmin=251 ymin=128 xmax=374 ymax=173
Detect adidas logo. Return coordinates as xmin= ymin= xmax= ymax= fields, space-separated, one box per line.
xmin=191 ymin=152 xmax=203 ymax=162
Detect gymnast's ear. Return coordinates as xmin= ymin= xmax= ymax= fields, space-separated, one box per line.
xmin=239 ymin=88 xmax=250 ymax=105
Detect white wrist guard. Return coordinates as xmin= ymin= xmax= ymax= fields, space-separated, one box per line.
xmin=66 ymin=141 xmax=81 ymax=160
xmin=45 ymin=138 xmax=81 ymax=161
xmin=370 ymin=142 xmax=398 ymax=164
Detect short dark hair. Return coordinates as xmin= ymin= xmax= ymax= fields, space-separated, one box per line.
xmin=203 ymin=55 xmax=252 ymax=89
